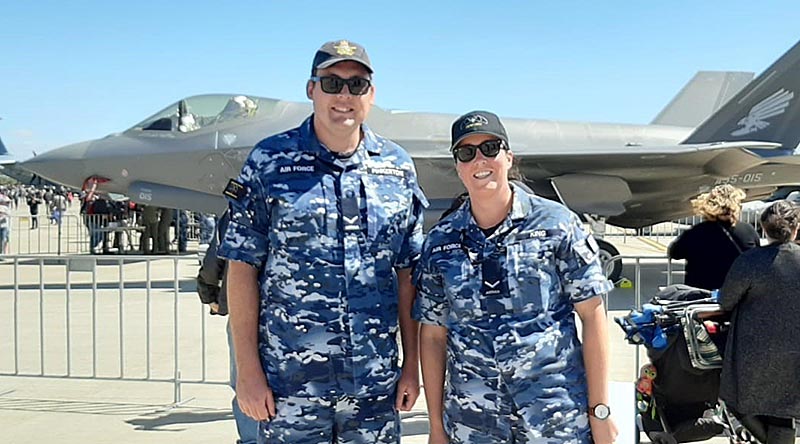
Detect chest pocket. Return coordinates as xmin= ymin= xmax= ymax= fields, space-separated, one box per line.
xmin=267 ymin=175 xmax=331 ymax=258
xmin=506 ymin=238 xmax=558 ymax=314
xmin=435 ymin=252 xmax=481 ymax=320
xmin=361 ymin=174 xmax=412 ymax=249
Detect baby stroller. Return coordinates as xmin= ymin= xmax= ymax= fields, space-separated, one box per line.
xmin=615 ymin=285 xmax=759 ymax=444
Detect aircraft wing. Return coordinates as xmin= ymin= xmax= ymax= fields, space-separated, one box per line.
xmin=498 ymin=141 xmax=781 ymax=227
xmin=407 ymin=139 xmax=785 ymax=228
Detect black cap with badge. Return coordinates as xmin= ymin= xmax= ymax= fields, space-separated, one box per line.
xmin=312 ymin=39 xmax=373 ymax=75
xmin=450 ymin=110 xmax=508 ymax=150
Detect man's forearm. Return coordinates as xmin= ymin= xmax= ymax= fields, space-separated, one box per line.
xmin=396 ymin=268 xmax=419 ymax=368
xmin=227 ymin=261 xmax=263 ymax=374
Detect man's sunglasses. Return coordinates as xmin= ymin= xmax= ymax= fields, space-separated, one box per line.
xmin=452 ymin=139 xmax=507 ymax=163
xmin=310 ymin=75 xmax=372 ymax=96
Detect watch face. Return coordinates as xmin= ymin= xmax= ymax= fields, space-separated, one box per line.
xmin=593 ymin=404 xmax=610 ymax=419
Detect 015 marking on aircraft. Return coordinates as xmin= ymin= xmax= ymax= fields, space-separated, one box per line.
xmin=714 ymin=172 xmax=764 ymax=186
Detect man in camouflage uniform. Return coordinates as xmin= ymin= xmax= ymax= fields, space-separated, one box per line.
xmin=414 ymin=111 xmax=618 ymax=444
xmin=218 ymin=39 xmax=427 ymax=444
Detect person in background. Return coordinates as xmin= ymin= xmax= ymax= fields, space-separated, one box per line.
xmin=414 ymin=111 xmax=618 ymax=444
xmin=718 ymin=200 xmax=800 ymax=444
xmin=50 ymin=191 xmax=67 ymax=225
xmin=0 ymin=189 xmax=11 ymax=254
xmin=156 ymin=207 xmax=171 ymax=254
xmin=199 ymin=213 xmax=217 ymax=246
xmin=668 ymin=184 xmax=760 ymax=290
xmin=140 ymin=205 xmax=160 ymax=254
xmin=196 ymin=210 xmax=258 ymax=444
xmin=27 ymin=190 xmax=41 ymax=229
xmin=175 ymin=209 xmax=188 ymax=253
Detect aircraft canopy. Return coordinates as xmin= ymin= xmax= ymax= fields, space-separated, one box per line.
xmin=130 ymin=94 xmax=278 ymax=133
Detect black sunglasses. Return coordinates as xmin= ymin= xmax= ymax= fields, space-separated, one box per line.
xmin=452 ymin=139 xmax=507 ymax=163
xmin=310 ymin=75 xmax=372 ymax=95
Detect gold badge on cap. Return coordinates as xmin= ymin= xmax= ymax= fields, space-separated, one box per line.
xmin=334 ymin=40 xmax=357 ymax=56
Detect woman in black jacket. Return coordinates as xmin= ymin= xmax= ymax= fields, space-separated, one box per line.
xmin=668 ymin=184 xmax=760 ymax=290
xmin=719 ymin=200 xmax=800 ymax=444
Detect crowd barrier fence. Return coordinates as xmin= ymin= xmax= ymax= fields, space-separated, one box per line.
xmin=0 ymin=253 xmax=684 ymax=404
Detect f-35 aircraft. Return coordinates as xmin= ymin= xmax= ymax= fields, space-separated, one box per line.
xmin=19 ymin=40 xmax=800 ymax=277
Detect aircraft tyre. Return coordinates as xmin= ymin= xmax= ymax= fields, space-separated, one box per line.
xmin=596 ymin=238 xmax=622 ymax=282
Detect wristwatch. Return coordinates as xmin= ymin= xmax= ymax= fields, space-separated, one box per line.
xmin=589 ymin=403 xmax=611 ymax=420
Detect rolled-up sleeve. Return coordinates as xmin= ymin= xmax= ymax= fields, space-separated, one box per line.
xmin=218 ymin=157 xmax=270 ymax=269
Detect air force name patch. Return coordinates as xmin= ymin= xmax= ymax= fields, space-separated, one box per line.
xmin=515 ymin=229 xmax=560 ymax=241
xmin=368 ymin=166 xmax=406 ymax=178
xmin=223 ymin=179 xmax=247 ymax=201
xmin=431 ymin=242 xmax=461 ymax=254
xmin=279 ymin=164 xmax=315 ymax=173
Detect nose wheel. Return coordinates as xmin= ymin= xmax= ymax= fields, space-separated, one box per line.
xmin=596 ymin=238 xmax=622 ymax=282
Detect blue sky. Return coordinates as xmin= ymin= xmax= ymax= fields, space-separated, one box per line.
xmin=1 ymin=1 xmax=798 ymax=160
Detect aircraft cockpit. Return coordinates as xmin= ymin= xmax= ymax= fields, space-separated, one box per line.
xmin=130 ymin=94 xmax=268 ymax=133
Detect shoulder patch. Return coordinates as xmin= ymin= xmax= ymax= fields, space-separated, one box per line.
xmin=574 ymin=237 xmax=599 ymax=264
xmin=223 ymin=179 xmax=247 ymax=201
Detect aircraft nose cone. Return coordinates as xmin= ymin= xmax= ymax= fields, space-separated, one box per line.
xmin=20 ymin=140 xmax=92 ymax=189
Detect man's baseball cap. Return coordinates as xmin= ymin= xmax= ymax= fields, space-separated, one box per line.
xmin=312 ymin=39 xmax=373 ymax=74
xmin=450 ymin=110 xmax=508 ymax=150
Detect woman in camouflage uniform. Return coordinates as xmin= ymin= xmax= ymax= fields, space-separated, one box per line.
xmin=414 ymin=111 xmax=618 ymax=444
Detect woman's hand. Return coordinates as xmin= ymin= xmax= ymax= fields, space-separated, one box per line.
xmin=590 ymin=416 xmax=618 ymax=444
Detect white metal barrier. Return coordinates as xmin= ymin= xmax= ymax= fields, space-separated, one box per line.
xmin=0 ymin=255 xmax=229 ymax=403
xmin=5 ymin=214 xmax=89 ymax=255
xmin=1 ymin=213 xmax=200 ymax=255
xmin=1 ymin=253 xmax=683 ymax=403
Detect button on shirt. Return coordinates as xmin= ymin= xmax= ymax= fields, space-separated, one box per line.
xmin=413 ymin=184 xmax=613 ymax=425
xmin=219 ymin=116 xmax=427 ymax=398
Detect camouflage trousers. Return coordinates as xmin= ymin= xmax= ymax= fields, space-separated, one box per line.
xmin=444 ymin=376 xmax=592 ymax=444
xmin=258 ymin=392 xmax=399 ymax=444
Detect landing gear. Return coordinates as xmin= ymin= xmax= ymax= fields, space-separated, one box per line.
xmin=581 ymin=213 xmax=623 ymax=282
xmin=596 ymin=238 xmax=623 ymax=282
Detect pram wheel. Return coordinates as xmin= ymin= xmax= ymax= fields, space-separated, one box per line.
xmin=648 ymin=431 xmax=678 ymax=444
xmin=735 ymin=426 xmax=754 ymax=444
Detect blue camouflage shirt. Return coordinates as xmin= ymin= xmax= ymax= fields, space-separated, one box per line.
xmin=219 ymin=116 xmax=427 ymax=398
xmin=413 ymin=183 xmax=613 ymax=436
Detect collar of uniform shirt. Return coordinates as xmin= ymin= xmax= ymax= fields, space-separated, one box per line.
xmin=302 ymin=116 xmax=383 ymax=156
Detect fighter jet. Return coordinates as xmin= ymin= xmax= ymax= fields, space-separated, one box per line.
xmin=19 ymin=40 xmax=800 ymax=279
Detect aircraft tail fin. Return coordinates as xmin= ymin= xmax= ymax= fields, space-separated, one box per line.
xmin=0 ymin=136 xmax=8 ymax=156
xmin=651 ymin=71 xmax=753 ymax=128
xmin=683 ymin=40 xmax=800 ymax=150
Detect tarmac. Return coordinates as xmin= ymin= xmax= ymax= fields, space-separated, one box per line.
xmin=0 ymin=205 xmax=791 ymax=443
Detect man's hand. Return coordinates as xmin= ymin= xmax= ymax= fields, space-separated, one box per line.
xmin=395 ymin=364 xmax=420 ymax=411
xmin=236 ymin=367 xmax=276 ymax=421
xmin=590 ymin=417 xmax=618 ymax=444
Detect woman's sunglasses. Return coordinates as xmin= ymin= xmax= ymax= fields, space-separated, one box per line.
xmin=452 ymin=139 xmax=507 ymax=163
xmin=310 ymin=75 xmax=372 ymax=95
